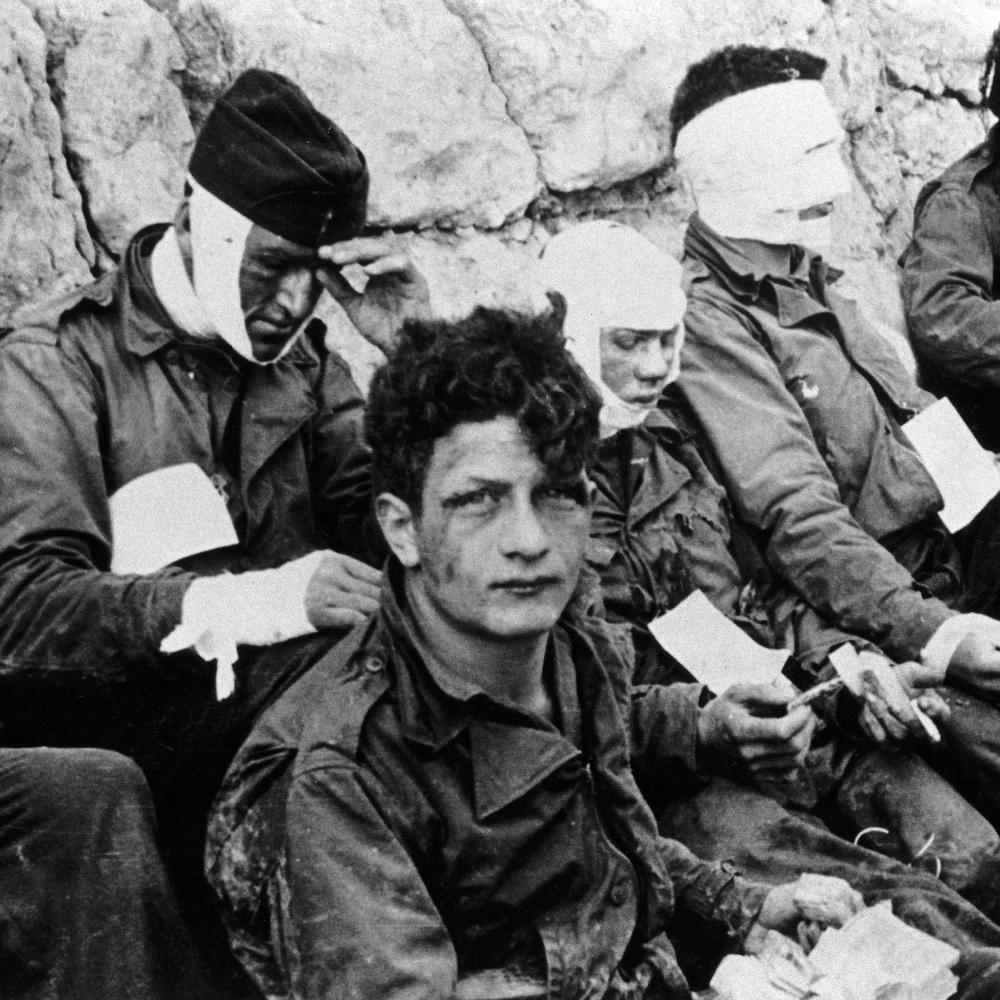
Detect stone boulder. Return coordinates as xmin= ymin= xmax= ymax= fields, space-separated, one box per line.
xmin=0 ymin=1 xmax=91 ymax=323
xmin=24 ymin=0 xmax=194 ymax=262
xmin=170 ymin=0 xmax=540 ymax=230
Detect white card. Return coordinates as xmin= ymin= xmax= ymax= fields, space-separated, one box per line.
xmin=648 ymin=590 xmax=792 ymax=694
xmin=902 ymin=397 xmax=1000 ymax=532
xmin=110 ymin=463 xmax=239 ymax=575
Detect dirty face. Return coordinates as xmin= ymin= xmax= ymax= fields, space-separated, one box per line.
xmin=599 ymin=327 xmax=680 ymax=407
xmin=405 ymin=416 xmax=593 ymax=643
xmin=238 ymin=225 xmax=325 ymax=362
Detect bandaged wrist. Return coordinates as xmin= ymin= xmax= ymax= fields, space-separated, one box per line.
xmin=919 ymin=612 xmax=1000 ymax=676
xmin=160 ymin=550 xmax=324 ymax=698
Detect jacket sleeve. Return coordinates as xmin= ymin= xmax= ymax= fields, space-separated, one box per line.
xmin=0 ymin=332 xmax=194 ymax=683
xmin=280 ymin=763 xmax=457 ymax=1000
xmin=311 ymin=353 xmax=383 ymax=565
xmin=629 ymin=682 xmax=709 ymax=804
xmin=655 ymin=837 xmax=769 ymax=946
xmin=902 ymin=183 xmax=1000 ymax=389
xmin=678 ymin=300 xmax=953 ymax=663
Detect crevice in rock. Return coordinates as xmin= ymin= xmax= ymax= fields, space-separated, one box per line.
xmin=172 ymin=7 xmax=237 ymax=131
xmin=440 ymin=0 xmax=545 ymax=186
xmin=35 ymin=29 xmax=115 ymax=274
xmin=884 ymin=66 xmax=980 ymax=110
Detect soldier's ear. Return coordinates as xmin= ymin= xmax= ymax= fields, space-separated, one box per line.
xmin=376 ymin=492 xmax=419 ymax=568
xmin=173 ymin=197 xmax=194 ymax=281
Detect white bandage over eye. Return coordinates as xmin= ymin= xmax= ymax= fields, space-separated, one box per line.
xmin=674 ymin=80 xmax=851 ymax=250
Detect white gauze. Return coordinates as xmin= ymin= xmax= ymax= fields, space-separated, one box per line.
xmin=538 ymin=221 xmax=687 ymax=438
xmin=674 ymin=80 xmax=851 ymax=250
xmin=187 ymin=176 xmax=307 ymax=365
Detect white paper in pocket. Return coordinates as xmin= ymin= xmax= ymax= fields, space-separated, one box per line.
xmin=109 ymin=463 xmax=238 ymax=575
xmin=903 ymin=398 xmax=1000 ymax=532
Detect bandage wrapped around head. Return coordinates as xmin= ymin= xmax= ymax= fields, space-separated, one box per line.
xmin=538 ymin=221 xmax=687 ymax=437
xmin=182 ymin=68 xmax=368 ymax=364
xmin=674 ymin=79 xmax=851 ymax=251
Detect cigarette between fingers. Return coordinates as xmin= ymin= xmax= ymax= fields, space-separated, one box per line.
xmin=911 ymin=700 xmax=941 ymax=743
xmin=786 ymin=677 xmax=844 ymax=712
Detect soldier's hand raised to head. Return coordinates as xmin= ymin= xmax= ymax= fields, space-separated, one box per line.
xmin=318 ymin=236 xmax=431 ymax=354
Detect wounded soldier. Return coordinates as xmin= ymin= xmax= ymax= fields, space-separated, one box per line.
xmin=669 ymin=44 xmax=1000 ymax=836
xmin=207 ymin=303 xmax=1000 ymax=999
xmin=539 ymin=220 xmax=1000 ymax=915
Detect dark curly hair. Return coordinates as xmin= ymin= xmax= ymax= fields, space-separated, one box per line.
xmin=365 ymin=296 xmax=601 ymax=513
xmin=670 ymin=45 xmax=828 ymax=142
xmin=981 ymin=25 xmax=1000 ymax=115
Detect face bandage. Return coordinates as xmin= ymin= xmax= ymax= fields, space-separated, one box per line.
xmin=674 ymin=80 xmax=851 ymax=251
xmin=538 ymin=221 xmax=687 ymax=437
xmin=187 ymin=176 xmax=309 ymax=365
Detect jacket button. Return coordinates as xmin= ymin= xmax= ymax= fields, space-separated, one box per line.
xmin=609 ymin=877 xmax=630 ymax=907
xmin=364 ymin=653 xmax=386 ymax=673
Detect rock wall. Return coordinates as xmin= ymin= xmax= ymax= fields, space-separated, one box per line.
xmin=4 ymin=0 xmax=1000 ymax=383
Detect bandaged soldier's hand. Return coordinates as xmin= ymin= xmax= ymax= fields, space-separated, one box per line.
xmin=921 ymin=613 xmax=1000 ymax=696
xmin=304 ymin=551 xmax=382 ymax=630
xmin=943 ymin=630 xmax=1000 ymax=698
xmin=853 ymin=660 xmax=948 ymax=747
xmin=317 ymin=236 xmax=431 ymax=353
xmin=697 ymin=678 xmax=816 ymax=778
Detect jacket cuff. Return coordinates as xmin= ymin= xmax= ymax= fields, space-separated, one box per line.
xmin=679 ymin=862 xmax=770 ymax=944
xmin=631 ymin=682 xmax=705 ymax=778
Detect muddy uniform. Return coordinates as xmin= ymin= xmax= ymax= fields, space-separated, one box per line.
xmin=207 ymin=564 xmax=773 ymax=1000
xmin=587 ymin=390 xmax=1000 ymax=906
xmin=678 ymin=211 xmax=1000 ymax=840
xmin=0 ymin=223 xmax=376 ymax=992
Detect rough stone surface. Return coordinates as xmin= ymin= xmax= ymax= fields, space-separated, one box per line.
xmin=170 ymin=0 xmax=540 ymax=230
xmin=0 ymin=0 xmax=91 ymax=321
xmin=444 ymin=0 xmax=683 ymax=191
xmin=5 ymin=0 xmax=1000 ymax=355
xmin=25 ymin=0 xmax=194 ymax=263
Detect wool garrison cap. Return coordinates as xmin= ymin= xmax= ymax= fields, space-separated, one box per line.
xmin=189 ymin=68 xmax=369 ymax=247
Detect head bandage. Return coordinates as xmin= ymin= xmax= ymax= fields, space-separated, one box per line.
xmin=538 ymin=221 xmax=687 ymax=437
xmin=674 ymin=80 xmax=851 ymax=250
xmin=187 ymin=176 xmax=309 ymax=365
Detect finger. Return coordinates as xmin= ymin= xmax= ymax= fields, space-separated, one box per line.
xmin=315 ymin=265 xmax=357 ymax=300
xmin=864 ymin=696 xmax=911 ymax=742
xmin=739 ymin=708 xmax=814 ymax=744
xmin=896 ymin=660 xmax=949 ymax=692
xmin=319 ymin=591 xmax=381 ymax=615
xmin=334 ymin=578 xmax=381 ymax=602
xmin=310 ymin=606 xmax=368 ymax=630
xmin=319 ymin=237 xmax=398 ymax=266
xmin=746 ymin=756 xmax=802 ymax=777
xmin=341 ymin=557 xmax=384 ymax=585
xmin=741 ymin=743 xmax=805 ymax=768
xmin=359 ymin=253 xmax=417 ymax=279
xmin=915 ymin=692 xmax=951 ymax=723
xmin=858 ymin=705 xmax=889 ymax=745
xmin=727 ymin=682 xmax=794 ymax=709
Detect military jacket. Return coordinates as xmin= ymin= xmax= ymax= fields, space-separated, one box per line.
xmin=206 ymin=569 xmax=767 ymax=1000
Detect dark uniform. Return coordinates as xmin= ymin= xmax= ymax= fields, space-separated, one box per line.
xmin=679 ymin=211 xmax=1000 ymax=849
xmin=901 ymin=125 xmax=1000 ymax=452
xmin=587 ymin=391 xmax=1000 ymax=906
xmin=0 ymin=221 xmax=377 ymax=993
xmin=206 ymin=564 xmax=771 ymax=1000
xmin=0 ymin=223 xmax=373 ymax=725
